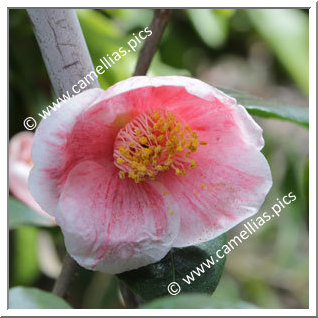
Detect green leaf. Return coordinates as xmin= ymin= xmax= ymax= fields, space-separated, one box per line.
xmin=218 ymin=87 xmax=309 ymax=128
xmin=77 ymin=9 xmax=135 ymax=88
xmin=9 ymin=287 xmax=72 ymax=309
xmin=303 ymin=158 xmax=309 ymax=223
xmin=246 ymin=9 xmax=309 ymax=95
xmin=9 ymin=196 xmax=53 ymax=229
xmin=118 ymin=234 xmax=226 ymax=301
xmin=141 ymin=293 xmax=258 ymax=309
xmin=11 ymin=227 xmax=40 ymax=286
xmin=187 ymin=9 xmax=230 ymax=48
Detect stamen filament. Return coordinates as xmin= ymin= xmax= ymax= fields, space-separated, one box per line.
xmin=113 ymin=109 xmax=208 ymax=183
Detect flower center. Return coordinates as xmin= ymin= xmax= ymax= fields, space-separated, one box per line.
xmin=113 ymin=109 xmax=208 ymax=183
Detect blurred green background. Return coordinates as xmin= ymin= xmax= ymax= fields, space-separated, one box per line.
xmin=9 ymin=9 xmax=309 ymax=309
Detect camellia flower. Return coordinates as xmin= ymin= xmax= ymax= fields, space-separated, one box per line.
xmin=9 ymin=131 xmax=55 ymax=224
xmin=29 ymin=76 xmax=272 ymax=274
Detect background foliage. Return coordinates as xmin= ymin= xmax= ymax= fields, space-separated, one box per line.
xmin=9 ymin=8 xmax=309 ymax=309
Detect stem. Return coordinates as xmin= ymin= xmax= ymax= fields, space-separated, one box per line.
xmin=27 ymin=8 xmax=96 ymax=299
xmin=27 ymin=9 xmax=99 ymax=97
xmin=119 ymin=281 xmax=142 ymax=309
xmin=133 ymin=9 xmax=172 ymax=76
xmin=52 ymin=253 xmax=79 ymax=298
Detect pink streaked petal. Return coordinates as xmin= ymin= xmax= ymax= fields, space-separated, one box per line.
xmin=158 ymin=147 xmax=271 ymax=247
xmin=157 ymin=99 xmax=272 ymax=247
xmin=56 ymin=161 xmax=179 ymax=274
xmin=104 ymin=76 xmax=235 ymax=109
xmin=29 ymin=88 xmax=108 ymax=215
xmin=29 ymin=76 xmax=262 ymax=218
xmin=104 ymin=76 xmax=264 ymax=150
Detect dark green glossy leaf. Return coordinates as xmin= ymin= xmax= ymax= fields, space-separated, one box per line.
xmin=141 ymin=293 xmax=258 ymax=309
xmin=9 ymin=196 xmax=53 ymax=229
xmin=118 ymin=234 xmax=226 ymax=301
xmin=218 ymin=87 xmax=309 ymax=128
xmin=9 ymin=287 xmax=72 ymax=309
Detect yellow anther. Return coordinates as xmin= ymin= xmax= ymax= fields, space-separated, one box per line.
xmin=165 ymin=159 xmax=173 ymax=166
xmin=157 ymin=134 xmax=165 ymax=143
xmin=200 ymin=141 xmax=208 ymax=145
xmin=131 ymin=161 xmax=139 ymax=168
xmin=154 ymin=145 xmax=162 ymax=154
xmin=137 ymin=164 xmax=147 ymax=172
xmin=170 ymin=210 xmax=174 ymax=215
xmin=160 ymin=124 xmax=169 ymax=133
xmin=187 ymin=139 xmax=198 ymax=152
xmin=119 ymin=147 xmax=130 ymax=157
xmin=167 ymin=111 xmax=174 ymax=118
xmin=185 ymin=125 xmax=192 ymax=133
xmin=166 ymin=140 xmax=173 ymax=147
xmin=116 ymin=158 xmax=125 ymax=164
xmin=147 ymin=171 xmax=155 ymax=177
xmin=119 ymin=171 xmax=125 ymax=179
xmin=141 ymin=148 xmax=152 ymax=158
xmin=139 ymin=136 xmax=148 ymax=144
xmin=115 ymin=109 xmax=206 ymax=183
xmin=152 ymin=110 xmax=160 ymax=120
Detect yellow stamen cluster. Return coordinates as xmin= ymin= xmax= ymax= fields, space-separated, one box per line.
xmin=113 ymin=109 xmax=208 ymax=183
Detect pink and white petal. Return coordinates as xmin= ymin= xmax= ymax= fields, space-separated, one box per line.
xmin=29 ymin=76 xmax=260 ymax=217
xmin=106 ymin=77 xmax=271 ymax=246
xmin=102 ymin=76 xmax=264 ymax=151
xmin=9 ymin=161 xmax=54 ymax=221
xmin=55 ymin=160 xmax=180 ymax=274
xmin=158 ymin=141 xmax=272 ymax=247
xmin=29 ymin=88 xmax=110 ymax=215
xmin=104 ymin=76 xmax=235 ymax=110
xmin=9 ymin=131 xmax=34 ymax=162
xmin=29 ymin=85 xmax=159 ymax=216
xmin=9 ymin=132 xmax=55 ymax=222
xmin=9 ymin=132 xmax=35 ymax=207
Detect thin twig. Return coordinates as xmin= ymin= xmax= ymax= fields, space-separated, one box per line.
xmin=52 ymin=252 xmax=80 ymax=298
xmin=119 ymin=281 xmax=143 ymax=309
xmin=133 ymin=9 xmax=172 ymax=76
